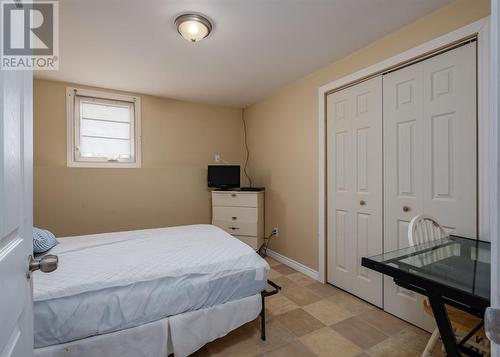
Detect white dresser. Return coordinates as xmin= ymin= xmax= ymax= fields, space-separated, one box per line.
xmin=211 ymin=190 xmax=264 ymax=250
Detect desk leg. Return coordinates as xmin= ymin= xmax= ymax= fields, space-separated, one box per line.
xmin=427 ymin=292 xmax=461 ymax=357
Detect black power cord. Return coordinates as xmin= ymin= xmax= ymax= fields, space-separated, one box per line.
xmin=242 ymin=113 xmax=252 ymax=187
xmin=257 ymin=231 xmax=277 ymax=258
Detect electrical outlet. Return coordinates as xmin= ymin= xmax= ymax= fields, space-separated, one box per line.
xmin=272 ymin=227 xmax=279 ymax=237
xmin=214 ymin=153 xmax=221 ymax=163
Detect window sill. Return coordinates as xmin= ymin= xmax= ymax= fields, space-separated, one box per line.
xmin=67 ymin=160 xmax=142 ymax=169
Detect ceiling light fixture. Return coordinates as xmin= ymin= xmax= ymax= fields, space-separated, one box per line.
xmin=175 ymin=14 xmax=212 ymax=43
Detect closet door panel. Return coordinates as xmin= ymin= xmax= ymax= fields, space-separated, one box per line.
xmin=383 ymin=62 xmax=429 ymax=330
xmin=327 ymin=77 xmax=383 ymax=307
xmin=351 ymin=78 xmax=383 ymax=304
xmin=383 ymin=42 xmax=477 ymax=331
xmin=327 ymin=88 xmax=354 ymax=291
xmin=422 ymin=42 xmax=477 ymax=238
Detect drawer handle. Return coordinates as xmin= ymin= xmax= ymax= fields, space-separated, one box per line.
xmin=231 ymin=194 xmax=237 ymax=197
xmin=228 ymin=227 xmax=240 ymax=230
xmin=232 ymin=217 xmax=237 ymax=220
xmin=360 ymin=200 xmax=366 ymax=206
xmin=403 ymin=206 xmax=411 ymax=212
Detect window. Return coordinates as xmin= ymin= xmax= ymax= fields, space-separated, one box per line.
xmin=67 ymin=88 xmax=141 ymax=168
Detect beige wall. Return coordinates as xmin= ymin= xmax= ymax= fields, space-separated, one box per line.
xmin=243 ymin=0 xmax=490 ymax=271
xmin=34 ymin=79 xmax=243 ymax=237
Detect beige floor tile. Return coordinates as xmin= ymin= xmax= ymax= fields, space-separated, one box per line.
xmin=266 ymin=294 xmax=300 ymax=316
xmin=272 ymin=264 xmax=297 ymax=275
xmin=270 ymin=275 xmax=298 ymax=290
xmin=265 ymin=256 xmax=281 ymax=267
xmin=194 ymin=277 xmax=432 ymax=357
xmin=268 ymin=269 xmax=283 ymax=279
xmin=283 ymin=286 xmax=322 ymax=306
xmin=276 ymin=308 xmax=325 ymax=337
xmin=207 ymin=319 xmax=296 ymax=357
xmin=366 ymin=327 xmax=430 ymax=357
xmin=303 ymin=299 xmax=354 ymax=325
xmin=207 ymin=322 xmax=262 ymax=357
xmin=258 ymin=319 xmax=297 ymax=353
xmin=331 ymin=316 xmax=388 ymax=349
xmin=239 ymin=319 xmax=297 ymax=354
xmin=287 ymin=272 xmax=316 ymax=286
xmin=358 ymin=308 xmax=409 ymax=335
xmin=263 ymin=340 xmax=316 ymax=357
xmin=306 ymin=282 xmax=342 ymax=298
xmin=355 ymin=353 xmax=372 ymax=357
xmin=328 ymin=291 xmax=375 ymax=315
xmin=300 ymin=327 xmax=362 ymax=357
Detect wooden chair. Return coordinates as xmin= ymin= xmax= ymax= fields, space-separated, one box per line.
xmin=407 ymin=215 xmax=490 ymax=357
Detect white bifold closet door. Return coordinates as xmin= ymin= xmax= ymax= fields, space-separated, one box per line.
xmin=327 ymin=76 xmax=383 ymax=307
xmin=383 ymin=42 xmax=477 ymax=330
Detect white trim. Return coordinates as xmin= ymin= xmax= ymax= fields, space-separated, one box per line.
xmin=66 ymin=87 xmax=142 ymax=169
xmin=266 ymin=249 xmax=320 ymax=281
xmin=318 ymin=17 xmax=491 ymax=283
xmin=490 ymin=0 xmax=499 ymax=355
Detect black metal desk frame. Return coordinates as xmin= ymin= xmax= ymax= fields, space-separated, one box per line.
xmin=362 ymin=237 xmax=490 ymax=357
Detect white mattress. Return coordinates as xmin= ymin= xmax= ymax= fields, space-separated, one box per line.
xmin=33 ymin=224 xmax=269 ymax=348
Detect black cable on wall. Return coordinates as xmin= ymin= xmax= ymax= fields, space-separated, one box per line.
xmin=242 ymin=111 xmax=252 ymax=187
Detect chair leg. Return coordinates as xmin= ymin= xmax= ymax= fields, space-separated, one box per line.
xmin=422 ymin=328 xmax=441 ymax=357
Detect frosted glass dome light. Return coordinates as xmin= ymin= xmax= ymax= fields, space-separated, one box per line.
xmin=175 ymin=14 xmax=212 ymax=43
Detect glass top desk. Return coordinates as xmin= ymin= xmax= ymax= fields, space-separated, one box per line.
xmin=362 ymin=235 xmax=490 ymax=357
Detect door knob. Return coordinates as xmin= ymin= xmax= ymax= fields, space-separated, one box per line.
xmin=29 ymin=254 xmax=58 ymax=274
xmin=360 ymin=200 xmax=366 ymax=206
xmin=402 ymin=206 xmax=411 ymax=212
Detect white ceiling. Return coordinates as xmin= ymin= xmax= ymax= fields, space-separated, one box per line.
xmin=36 ymin=0 xmax=454 ymax=107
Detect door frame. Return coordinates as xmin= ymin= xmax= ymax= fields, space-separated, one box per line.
xmin=318 ymin=17 xmax=492 ymax=283
xmin=490 ymin=0 xmax=499 ymax=355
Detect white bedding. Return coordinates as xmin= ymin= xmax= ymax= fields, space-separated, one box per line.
xmin=33 ymin=224 xmax=269 ymax=348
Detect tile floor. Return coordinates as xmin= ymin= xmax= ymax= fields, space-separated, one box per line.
xmin=192 ymin=256 xmax=443 ymax=357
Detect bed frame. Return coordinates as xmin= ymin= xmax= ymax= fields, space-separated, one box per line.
xmin=260 ymin=279 xmax=281 ymax=340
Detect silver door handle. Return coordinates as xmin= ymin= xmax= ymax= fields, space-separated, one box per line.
xmin=29 ymin=254 xmax=58 ymax=273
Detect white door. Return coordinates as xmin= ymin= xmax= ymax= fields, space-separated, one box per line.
xmin=327 ymin=76 xmax=383 ymax=307
xmin=383 ymin=42 xmax=477 ymax=330
xmin=0 ymin=70 xmax=34 ymax=356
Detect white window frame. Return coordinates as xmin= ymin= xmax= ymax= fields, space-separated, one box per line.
xmin=66 ymin=87 xmax=142 ymax=168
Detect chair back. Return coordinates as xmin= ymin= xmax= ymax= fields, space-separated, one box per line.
xmin=408 ymin=214 xmax=448 ymax=247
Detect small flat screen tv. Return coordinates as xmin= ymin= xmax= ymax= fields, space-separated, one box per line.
xmin=208 ymin=165 xmax=240 ymax=189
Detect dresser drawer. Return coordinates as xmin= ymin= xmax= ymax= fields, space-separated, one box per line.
xmin=212 ymin=206 xmax=258 ymax=222
xmin=233 ymin=235 xmax=263 ymax=250
xmin=213 ymin=220 xmax=257 ymax=236
xmin=212 ymin=192 xmax=258 ymax=207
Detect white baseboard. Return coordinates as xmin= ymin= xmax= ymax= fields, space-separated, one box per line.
xmin=266 ymin=249 xmax=320 ymax=281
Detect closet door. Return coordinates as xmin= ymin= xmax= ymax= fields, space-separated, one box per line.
xmin=383 ymin=42 xmax=477 ymax=330
xmin=327 ymin=76 xmax=383 ymax=307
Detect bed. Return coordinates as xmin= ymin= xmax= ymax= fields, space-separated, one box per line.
xmin=33 ymin=224 xmax=271 ymax=357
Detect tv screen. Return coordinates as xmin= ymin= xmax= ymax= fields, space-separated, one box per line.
xmin=208 ymin=165 xmax=240 ymax=189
